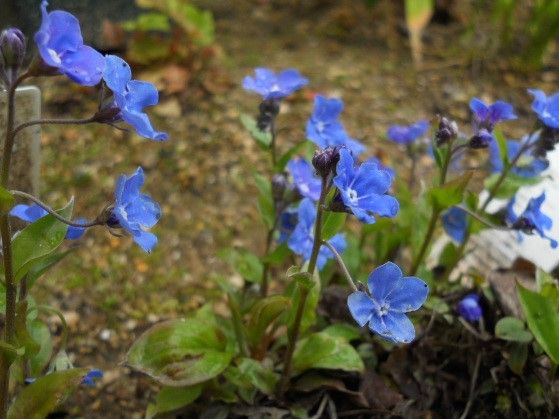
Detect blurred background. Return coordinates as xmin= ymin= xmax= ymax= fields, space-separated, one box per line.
xmin=2 ymin=0 xmax=559 ymax=416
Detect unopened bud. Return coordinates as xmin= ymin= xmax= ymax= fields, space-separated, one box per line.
xmin=468 ymin=129 xmax=493 ymax=149
xmin=257 ymin=99 xmax=280 ymax=132
xmin=312 ymin=146 xmax=341 ymax=178
xmin=271 ymin=173 xmax=288 ymax=203
xmin=435 ymin=116 xmax=458 ymax=146
xmin=0 ymin=28 xmax=26 ymax=86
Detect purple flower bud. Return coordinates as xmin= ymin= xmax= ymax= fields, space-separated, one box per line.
xmin=312 ymin=146 xmax=341 ymax=178
xmin=257 ymin=99 xmax=280 ymax=132
xmin=271 ymin=173 xmax=288 ymax=203
xmin=0 ymin=28 xmax=26 ymax=85
xmin=468 ymin=129 xmax=493 ymax=149
xmin=435 ymin=116 xmax=458 ymax=146
xmin=457 ymin=294 xmax=482 ymax=322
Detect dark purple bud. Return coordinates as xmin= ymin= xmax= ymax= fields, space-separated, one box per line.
xmin=533 ymin=126 xmax=559 ymax=158
xmin=312 ymin=146 xmax=341 ymax=178
xmin=93 ymin=106 xmax=122 ymax=124
xmin=435 ymin=116 xmax=458 ymax=146
xmin=271 ymin=173 xmax=288 ymax=202
xmin=0 ymin=28 xmax=26 ymax=69
xmin=468 ymin=129 xmax=493 ymax=149
xmin=511 ymin=217 xmax=536 ymax=234
xmin=98 ymin=205 xmax=119 ymax=228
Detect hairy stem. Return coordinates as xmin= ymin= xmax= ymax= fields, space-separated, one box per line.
xmin=277 ymin=176 xmax=329 ymax=397
xmin=321 ymin=240 xmax=357 ymax=291
xmin=11 ymin=116 xmax=97 ymax=141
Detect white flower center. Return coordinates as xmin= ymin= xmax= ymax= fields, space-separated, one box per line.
xmin=347 ymin=188 xmax=358 ymax=204
xmin=47 ymin=48 xmax=62 ymax=65
xmin=378 ymin=303 xmax=390 ymax=317
xmin=299 ymin=184 xmax=310 ymax=194
xmin=270 ymin=83 xmax=281 ymax=92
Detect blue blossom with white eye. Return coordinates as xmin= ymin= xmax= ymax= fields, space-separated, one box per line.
xmin=287 ymin=158 xmax=321 ymax=201
xmin=333 ymin=148 xmax=399 ymax=224
xmin=306 ymin=96 xmax=365 ymax=156
xmin=10 ymin=204 xmax=86 ymax=240
xmin=506 ymin=192 xmax=557 ymax=248
xmin=488 ymin=133 xmax=548 ymax=177
xmin=109 ymin=167 xmax=161 ymax=252
xmin=442 ymin=206 xmax=467 ymax=243
xmin=287 ymin=198 xmax=346 ymax=271
xmin=347 ymin=262 xmax=428 ymax=344
xmin=457 ymin=294 xmax=482 ymax=322
xmin=528 ymin=89 xmax=559 ymax=129
xmin=387 ymin=120 xmax=429 ymax=145
xmin=469 ymin=98 xmax=516 ymax=148
xmin=34 ymin=1 xmax=105 ymax=86
xmin=102 ymin=55 xmax=168 ymax=141
xmin=242 ymin=68 xmax=308 ymax=100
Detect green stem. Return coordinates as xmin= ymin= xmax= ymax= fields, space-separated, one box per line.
xmin=277 ymin=176 xmax=329 ymax=397
xmin=321 ymin=240 xmax=357 ymax=291
xmin=409 ymin=142 xmax=452 ymax=275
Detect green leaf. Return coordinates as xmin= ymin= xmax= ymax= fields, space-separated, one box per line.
xmin=507 ymin=343 xmax=528 ymax=375
xmin=0 ymin=186 xmax=14 ymax=214
xmin=495 ymin=317 xmax=533 ymax=343
xmin=219 ymin=248 xmax=263 ymax=283
xmin=0 ymin=342 xmax=24 ymax=366
xmin=429 ymin=172 xmax=473 ymax=211
xmin=126 ymin=319 xmax=233 ymax=386
xmin=146 ymin=384 xmax=202 ymax=419
xmin=275 ymin=141 xmax=314 ymax=172
xmin=262 ymin=243 xmax=290 ymax=265
xmin=321 ymin=324 xmax=361 ymax=341
xmin=247 ymin=296 xmax=291 ymax=349
xmin=240 ymin=113 xmax=272 ymax=149
xmin=26 ymin=250 xmax=72 ymax=291
xmin=28 ymin=320 xmax=53 ymax=377
xmin=285 ymin=268 xmax=320 ymax=334
xmin=225 ymin=358 xmax=279 ymax=396
xmin=254 ymin=173 xmax=274 ymax=229
xmin=287 ymin=266 xmax=315 ymax=291
xmin=321 ymin=212 xmax=346 ymax=241
xmin=484 ymin=172 xmax=543 ymax=199
xmin=494 ymin=127 xmax=509 ymax=167
xmin=12 ymin=200 xmax=73 ymax=282
xmin=518 ymin=284 xmax=559 ymax=364
xmin=121 ymin=12 xmax=171 ymax=32
xmin=8 ymin=368 xmax=88 ymax=419
xmin=292 ymin=332 xmax=364 ymax=374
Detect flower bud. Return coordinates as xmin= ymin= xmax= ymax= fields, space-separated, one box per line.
xmin=0 ymin=28 xmax=26 ymax=85
xmin=457 ymin=294 xmax=482 ymax=322
xmin=468 ymin=129 xmax=493 ymax=149
xmin=271 ymin=173 xmax=288 ymax=203
xmin=312 ymin=146 xmax=341 ymax=178
xmin=435 ymin=116 xmax=458 ymax=146
xmin=256 ymin=99 xmax=280 ymax=132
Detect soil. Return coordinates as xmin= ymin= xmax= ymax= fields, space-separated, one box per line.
xmin=19 ymin=0 xmax=558 ymax=417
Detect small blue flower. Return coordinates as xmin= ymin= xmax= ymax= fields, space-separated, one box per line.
xmin=287 ymin=198 xmax=346 ymax=271
xmin=306 ymin=96 xmax=365 ymax=156
xmin=386 ymin=120 xmax=429 ymax=145
xmin=506 ymin=192 xmax=557 ymax=248
xmin=82 ymin=368 xmax=103 ymax=386
xmin=457 ymin=294 xmax=482 ymax=322
xmin=347 ymin=262 xmax=428 ymax=344
xmin=333 ymin=148 xmax=399 ymax=224
xmin=528 ymin=89 xmax=559 ymax=129
xmin=102 ymin=55 xmax=168 ymax=141
xmin=488 ymin=133 xmax=548 ymax=177
xmin=442 ymin=206 xmax=467 ymax=243
xmin=34 ymin=1 xmax=105 ymax=86
xmin=278 ymin=207 xmax=298 ymax=244
xmin=470 ymin=97 xmax=517 ymax=130
xmin=287 ymin=158 xmax=321 ymax=201
xmin=110 ymin=167 xmax=161 ymax=252
xmin=242 ymin=68 xmax=308 ymax=100
xmin=10 ymin=204 xmax=86 ymax=240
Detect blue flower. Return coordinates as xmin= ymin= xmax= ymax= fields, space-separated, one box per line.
xmin=488 ymin=133 xmax=548 ymax=177
xmin=34 ymin=1 xmax=105 ymax=86
xmin=457 ymin=294 xmax=482 ymax=322
xmin=333 ymin=148 xmax=399 ymax=224
xmin=347 ymin=262 xmax=428 ymax=344
xmin=242 ymin=68 xmax=308 ymax=100
xmin=442 ymin=206 xmax=468 ymax=243
xmin=306 ymin=96 xmax=365 ymax=156
xmin=386 ymin=120 xmax=429 ymax=145
xmin=287 ymin=158 xmax=321 ymax=201
xmin=110 ymin=167 xmax=161 ymax=252
xmin=363 ymin=156 xmax=396 ymax=182
xmin=506 ymin=192 xmax=557 ymax=248
xmin=82 ymin=368 xmax=103 ymax=386
xmin=10 ymin=204 xmax=86 ymax=240
xmin=528 ymin=89 xmax=559 ymax=129
xmin=278 ymin=207 xmax=298 ymax=244
xmin=102 ymin=55 xmax=168 ymax=141
xmin=470 ymin=97 xmax=517 ymax=130
xmin=287 ymin=198 xmax=346 ymax=271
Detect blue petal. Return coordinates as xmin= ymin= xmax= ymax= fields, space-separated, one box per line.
xmin=133 ymin=230 xmax=158 ymax=252
xmin=442 ymin=206 xmax=468 ymax=243
xmin=369 ymin=311 xmax=416 ymax=344
xmin=316 ymin=233 xmax=346 ymax=270
xmin=457 ymin=294 xmax=482 ymax=322
xmin=488 ymin=101 xmax=517 ymax=123
xmin=347 ymin=291 xmax=375 ymax=327
xmin=287 ymin=158 xmax=321 ymax=201
xmin=297 ymin=198 xmax=317 ymax=229
xmin=367 ymin=262 xmax=402 ymax=303
xmin=469 ymin=98 xmax=489 ymax=121
xmin=122 ymin=167 xmax=145 ymax=202
xmin=103 ymin=55 xmax=132 ymax=94
xmin=126 ymin=194 xmax=161 ymax=228
xmin=333 ymin=148 xmax=356 ymax=190
xmin=65 ymin=218 xmax=88 ymax=240
xmin=314 ymin=96 xmax=344 ymax=122
xmin=60 ymin=44 xmax=104 ymax=86
xmin=125 ymin=80 xmax=159 ymax=112
xmin=506 ymin=197 xmax=518 ymax=225
xmin=121 ymin=109 xmax=168 ymax=141
xmin=10 ymin=204 xmax=47 ymax=223
xmin=387 ymin=277 xmax=429 ymax=312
